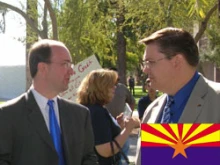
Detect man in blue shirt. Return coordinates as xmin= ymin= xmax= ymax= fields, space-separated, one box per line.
xmin=135 ymin=27 xmax=220 ymax=165
xmin=137 ymin=78 xmax=157 ymax=120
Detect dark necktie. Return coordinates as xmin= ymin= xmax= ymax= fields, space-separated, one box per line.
xmin=161 ymin=97 xmax=174 ymax=123
xmin=47 ymin=100 xmax=65 ymax=165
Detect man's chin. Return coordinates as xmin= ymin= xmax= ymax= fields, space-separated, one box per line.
xmin=150 ymin=84 xmax=157 ymax=90
xmin=64 ymin=86 xmax=69 ymax=91
xmin=60 ymin=86 xmax=69 ymax=93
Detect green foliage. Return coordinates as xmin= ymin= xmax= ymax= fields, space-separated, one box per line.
xmin=188 ymin=0 xmax=209 ymax=18
xmin=201 ymin=46 xmax=220 ymax=67
xmin=126 ymin=51 xmax=139 ymax=72
xmin=57 ymin=0 xmax=220 ymax=72
xmin=197 ymin=0 xmax=220 ymax=66
xmin=200 ymin=27 xmax=220 ymax=67
xmin=133 ymin=86 xmax=146 ymax=109
xmin=58 ymin=0 xmax=116 ymax=65
xmin=58 ymin=0 xmax=93 ymax=62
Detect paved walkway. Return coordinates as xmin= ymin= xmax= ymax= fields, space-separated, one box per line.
xmin=127 ymin=131 xmax=139 ymax=164
xmin=125 ymin=111 xmax=140 ymax=164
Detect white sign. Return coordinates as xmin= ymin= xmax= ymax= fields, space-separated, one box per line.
xmin=59 ymin=55 xmax=102 ymax=102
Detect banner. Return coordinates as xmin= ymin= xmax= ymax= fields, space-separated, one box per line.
xmin=141 ymin=123 xmax=220 ymax=165
xmin=59 ymin=55 xmax=101 ymax=102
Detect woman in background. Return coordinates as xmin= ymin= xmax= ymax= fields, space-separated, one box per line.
xmin=77 ymin=69 xmax=140 ymax=165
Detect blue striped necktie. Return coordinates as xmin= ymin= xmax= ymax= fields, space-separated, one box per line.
xmin=47 ymin=100 xmax=65 ymax=165
xmin=161 ymin=97 xmax=174 ymax=123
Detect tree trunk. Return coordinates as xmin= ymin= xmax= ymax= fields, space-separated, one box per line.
xmin=0 ymin=1 xmax=58 ymax=89
xmin=26 ymin=0 xmax=38 ymax=90
xmin=44 ymin=0 xmax=58 ymax=40
xmin=194 ymin=3 xmax=217 ymax=75
xmin=194 ymin=4 xmax=218 ymax=43
xmin=0 ymin=1 xmax=43 ymax=38
xmin=117 ymin=31 xmax=126 ymax=85
xmin=116 ymin=1 xmax=126 ymax=85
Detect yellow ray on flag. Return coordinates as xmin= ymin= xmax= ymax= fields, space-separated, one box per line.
xmin=169 ymin=124 xmax=180 ymax=139
xmin=187 ymin=130 xmax=220 ymax=145
xmin=142 ymin=130 xmax=175 ymax=145
xmin=149 ymin=124 xmax=177 ymax=141
xmin=183 ymin=124 xmax=213 ymax=142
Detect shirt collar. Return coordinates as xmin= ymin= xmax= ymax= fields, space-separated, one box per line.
xmin=31 ymin=87 xmax=58 ymax=110
xmin=172 ymin=71 xmax=200 ymax=107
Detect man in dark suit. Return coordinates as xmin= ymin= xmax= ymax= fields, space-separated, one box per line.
xmin=128 ymin=76 xmax=135 ymax=96
xmin=0 ymin=39 xmax=98 ymax=165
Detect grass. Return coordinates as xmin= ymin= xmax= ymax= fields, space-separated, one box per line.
xmin=132 ymin=86 xmax=163 ymax=110
xmin=133 ymin=86 xmax=147 ymax=110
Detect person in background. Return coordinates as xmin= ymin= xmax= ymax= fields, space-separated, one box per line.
xmin=128 ymin=75 xmax=135 ymax=95
xmin=137 ymin=78 xmax=157 ymax=120
xmin=135 ymin=27 xmax=220 ymax=165
xmin=105 ymin=67 xmax=135 ymax=165
xmin=0 ymin=39 xmax=98 ymax=165
xmin=106 ymin=68 xmax=135 ymax=118
xmin=77 ymin=69 xmax=140 ymax=165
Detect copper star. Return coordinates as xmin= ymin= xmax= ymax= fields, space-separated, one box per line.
xmin=169 ymin=140 xmax=190 ymax=158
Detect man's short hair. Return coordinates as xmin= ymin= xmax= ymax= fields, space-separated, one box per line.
xmin=139 ymin=27 xmax=199 ymax=67
xmin=28 ymin=39 xmax=66 ymax=78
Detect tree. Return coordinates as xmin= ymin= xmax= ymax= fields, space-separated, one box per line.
xmin=115 ymin=0 xmax=127 ymax=84
xmin=0 ymin=6 xmax=6 ymax=33
xmin=59 ymin=0 xmax=220 ymax=77
xmin=26 ymin=0 xmax=38 ymax=89
xmin=2 ymin=0 xmax=219 ymax=88
xmin=0 ymin=0 xmax=61 ymax=89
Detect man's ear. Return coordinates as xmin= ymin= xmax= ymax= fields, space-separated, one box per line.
xmin=172 ymin=54 xmax=184 ymax=69
xmin=38 ymin=62 xmax=48 ymax=75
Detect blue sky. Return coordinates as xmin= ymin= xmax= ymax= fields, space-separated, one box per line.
xmin=0 ymin=0 xmax=26 ymax=66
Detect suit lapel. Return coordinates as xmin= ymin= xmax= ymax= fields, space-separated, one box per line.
xmin=143 ymin=76 xmax=208 ymax=124
xmin=143 ymin=95 xmax=167 ymax=123
xmin=26 ymin=90 xmax=54 ymax=150
xmin=178 ymin=76 xmax=208 ymax=123
xmin=57 ymin=98 xmax=75 ymax=163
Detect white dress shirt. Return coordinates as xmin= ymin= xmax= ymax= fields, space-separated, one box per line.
xmin=31 ymin=87 xmax=61 ymax=132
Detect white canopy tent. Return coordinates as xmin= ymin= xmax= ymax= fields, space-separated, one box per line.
xmin=0 ymin=65 xmax=26 ymax=101
xmin=0 ymin=34 xmax=26 ymax=101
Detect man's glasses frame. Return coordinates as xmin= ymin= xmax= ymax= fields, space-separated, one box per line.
xmin=142 ymin=57 xmax=167 ymax=68
xmin=45 ymin=61 xmax=74 ymax=69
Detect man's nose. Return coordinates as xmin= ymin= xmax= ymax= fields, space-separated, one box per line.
xmin=142 ymin=65 xmax=150 ymax=74
xmin=69 ymin=67 xmax=75 ymax=75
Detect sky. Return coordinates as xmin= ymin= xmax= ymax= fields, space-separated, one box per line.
xmin=0 ymin=0 xmax=26 ymax=66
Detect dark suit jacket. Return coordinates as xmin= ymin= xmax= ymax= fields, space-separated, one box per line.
xmin=0 ymin=90 xmax=98 ymax=165
xmin=135 ymin=75 xmax=220 ymax=165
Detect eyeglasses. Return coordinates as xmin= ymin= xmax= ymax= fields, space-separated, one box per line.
xmin=46 ymin=61 xmax=74 ymax=69
xmin=142 ymin=57 xmax=166 ymax=68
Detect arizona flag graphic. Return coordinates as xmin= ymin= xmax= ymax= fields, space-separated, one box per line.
xmin=141 ymin=124 xmax=220 ymax=165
